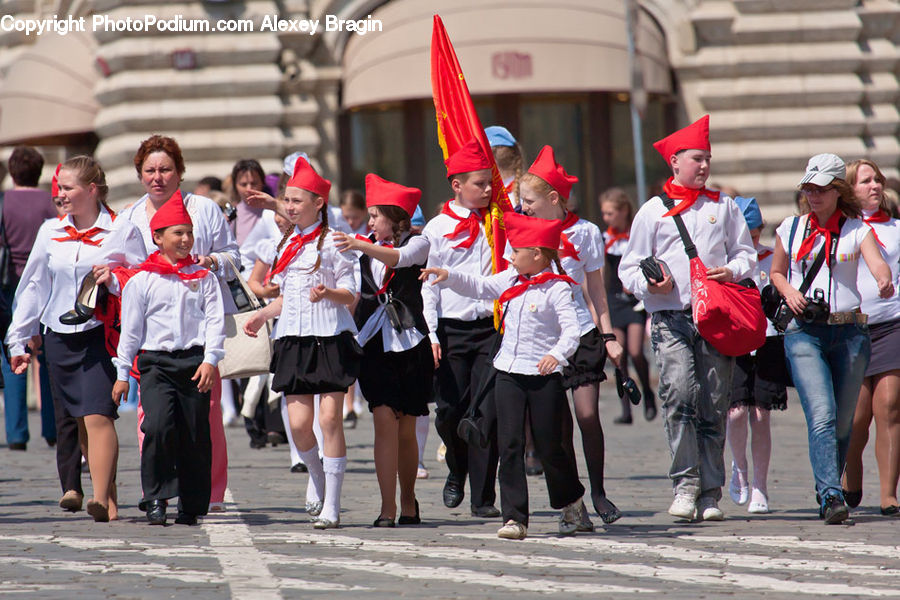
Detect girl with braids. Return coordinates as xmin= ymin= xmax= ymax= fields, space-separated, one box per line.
xmin=7 ymin=156 xmax=147 ymax=522
xmin=519 ymin=146 xmax=625 ymax=524
xmin=486 ymin=125 xmax=524 ymax=210
xmin=333 ymin=173 xmax=432 ymax=527
xmin=244 ymin=155 xmax=360 ymax=530
xmin=421 ymin=211 xmax=590 ymax=540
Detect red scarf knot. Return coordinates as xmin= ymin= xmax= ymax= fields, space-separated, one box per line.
xmin=757 ymin=249 xmax=773 ymax=260
xmin=604 ymin=227 xmax=630 ymax=253
xmin=661 ymin=178 xmax=721 ymax=217
xmin=498 ymin=272 xmax=577 ymax=305
xmin=797 ymin=211 xmax=843 ymax=266
xmin=52 ymin=226 xmax=104 ymax=246
xmin=558 ymin=211 xmax=580 ymax=261
xmin=139 ymin=251 xmax=209 ymax=281
xmin=864 ymin=210 xmax=891 ymax=249
xmin=441 ymin=201 xmax=485 ymax=249
xmin=266 ymin=224 xmax=323 ymax=283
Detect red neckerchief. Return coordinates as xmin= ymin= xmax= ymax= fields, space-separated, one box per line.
xmin=797 ymin=211 xmax=843 ymax=266
xmin=661 ymin=178 xmax=721 ymax=217
xmin=864 ymin=210 xmax=891 ymax=248
xmin=266 ymin=224 xmax=323 ymax=283
xmin=52 ymin=226 xmax=104 ymax=246
xmin=139 ymin=251 xmax=208 ymax=281
xmin=558 ymin=211 xmax=580 ymax=261
xmin=604 ymin=227 xmax=629 ymax=253
xmin=441 ymin=201 xmax=485 ymax=249
xmin=758 ymin=249 xmax=773 ymax=260
xmin=358 ymin=236 xmax=396 ymax=295
xmin=498 ymin=272 xmax=577 ymax=305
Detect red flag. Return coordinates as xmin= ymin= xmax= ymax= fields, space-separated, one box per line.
xmin=431 ymin=15 xmax=513 ymax=327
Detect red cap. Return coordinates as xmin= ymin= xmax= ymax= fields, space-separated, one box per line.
xmin=365 ymin=174 xmax=421 ymax=218
xmin=51 ymin=163 xmax=61 ymax=198
xmin=653 ymin=115 xmax=710 ymax=161
xmin=150 ymin=190 xmax=192 ymax=231
xmin=287 ymin=155 xmax=331 ymax=198
xmin=527 ymin=146 xmax=579 ymax=200
xmin=504 ymin=211 xmax=564 ymax=250
xmin=445 ymin=138 xmax=493 ymax=177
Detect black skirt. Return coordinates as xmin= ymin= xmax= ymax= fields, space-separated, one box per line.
xmin=43 ymin=326 xmax=118 ymax=419
xmin=866 ymin=318 xmax=900 ymax=377
xmin=730 ymin=346 xmax=788 ymax=411
xmin=358 ymin=332 xmax=432 ymax=416
xmin=561 ymin=328 xmax=607 ymax=390
xmin=609 ymin=293 xmax=647 ymax=329
xmin=270 ymin=331 xmax=363 ymax=395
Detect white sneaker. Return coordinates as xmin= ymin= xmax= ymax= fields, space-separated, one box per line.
xmin=729 ymin=462 xmax=749 ymax=505
xmin=559 ymin=499 xmax=588 ymax=535
xmin=698 ymin=497 xmax=725 ymax=521
xmin=416 ymin=466 xmax=429 ymax=479
xmin=747 ymin=489 xmax=769 ymax=514
xmin=497 ymin=519 xmax=527 ymax=540
xmin=668 ymin=494 xmax=697 ymax=520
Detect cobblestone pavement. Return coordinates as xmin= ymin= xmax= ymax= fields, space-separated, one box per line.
xmin=2 ymin=382 xmax=898 ymax=599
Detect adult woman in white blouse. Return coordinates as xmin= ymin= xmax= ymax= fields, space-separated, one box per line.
xmin=6 ymin=156 xmax=146 ymax=521
xmin=119 ymin=135 xmax=240 ymax=512
xmin=770 ymin=153 xmax=894 ymax=524
xmin=841 ymin=159 xmax=900 ymax=515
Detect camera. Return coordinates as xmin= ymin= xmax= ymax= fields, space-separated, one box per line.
xmin=799 ymin=288 xmax=830 ymax=324
xmin=615 ymin=368 xmax=642 ymax=406
xmin=771 ymin=301 xmax=794 ymax=333
xmin=221 ymin=201 xmax=237 ymax=223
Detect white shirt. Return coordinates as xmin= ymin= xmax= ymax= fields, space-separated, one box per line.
xmin=559 ymin=216 xmax=605 ymax=335
xmin=618 ymin=194 xmax=756 ymax=313
xmin=603 ymin=231 xmax=629 ymax=257
xmin=270 ymin=220 xmax=358 ymax=339
xmin=113 ymin=264 xmax=226 ymax=381
xmin=6 ymin=207 xmax=147 ymax=356
xmin=240 ymin=210 xmax=282 ymax=271
xmin=755 ymin=244 xmax=778 ymax=337
xmin=422 ymin=201 xmax=495 ymax=343
xmin=119 ymin=192 xmax=241 ymax=313
xmin=356 ymin=234 xmax=430 ymax=352
xmin=440 ymin=269 xmax=580 ymax=375
xmin=858 ymin=211 xmax=900 ymax=324
xmin=776 ymin=214 xmax=872 ymax=314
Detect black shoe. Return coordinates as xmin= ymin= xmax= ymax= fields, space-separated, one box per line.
xmin=59 ymin=271 xmax=103 ymax=325
xmin=267 ymin=431 xmax=288 ymax=447
xmin=8 ymin=442 xmax=26 ymax=451
xmin=46 ymin=438 xmax=57 ymax=447
xmin=442 ymin=478 xmax=464 ymax=508
xmin=373 ymin=516 xmax=396 ymax=527
xmin=471 ymin=505 xmax=500 ymax=518
xmin=398 ymin=500 xmax=421 ymax=525
xmin=880 ymin=505 xmax=900 ymax=516
xmin=823 ymin=495 xmax=849 ymax=524
xmin=643 ymin=391 xmax=657 ymax=421
xmin=525 ymin=451 xmax=543 ymax=476
xmin=592 ymin=494 xmax=623 ymax=524
xmin=249 ymin=438 xmax=267 ymax=449
xmin=843 ymin=488 xmax=862 ymax=509
xmin=613 ymin=415 xmax=632 ymax=425
xmin=175 ymin=512 xmax=198 ymax=526
xmin=291 ymin=462 xmax=308 ymax=473
xmin=146 ymin=500 xmax=167 ymax=525
xmin=344 ymin=411 xmax=358 ymax=429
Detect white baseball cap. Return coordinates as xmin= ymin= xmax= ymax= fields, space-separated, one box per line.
xmin=799 ymin=153 xmax=845 ymax=186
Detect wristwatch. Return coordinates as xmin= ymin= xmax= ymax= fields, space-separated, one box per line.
xmin=600 ymin=333 xmax=617 ymax=343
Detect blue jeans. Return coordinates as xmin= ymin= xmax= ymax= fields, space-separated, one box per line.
xmin=784 ymin=321 xmax=870 ymax=502
xmin=2 ymin=336 xmax=56 ymax=445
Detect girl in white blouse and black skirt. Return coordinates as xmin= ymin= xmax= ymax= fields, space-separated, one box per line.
xmin=244 ymin=156 xmax=360 ymax=530
xmin=334 ymin=173 xmax=432 ymax=528
xmin=421 ymin=211 xmax=590 ymax=540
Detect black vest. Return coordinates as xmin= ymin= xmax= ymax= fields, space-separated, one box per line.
xmin=354 ymin=233 xmax=430 ymax=336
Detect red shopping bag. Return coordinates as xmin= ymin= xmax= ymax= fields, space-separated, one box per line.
xmin=689 ymin=256 xmax=766 ymax=356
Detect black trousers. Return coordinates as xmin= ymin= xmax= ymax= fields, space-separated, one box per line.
xmin=46 ymin=371 xmax=82 ymax=495
xmin=494 ymin=371 xmax=585 ymax=526
xmin=138 ymin=347 xmax=211 ymax=516
xmin=435 ymin=317 xmax=499 ymax=508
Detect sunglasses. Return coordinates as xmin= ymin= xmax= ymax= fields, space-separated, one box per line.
xmin=801 ymin=184 xmax=835 ymax=195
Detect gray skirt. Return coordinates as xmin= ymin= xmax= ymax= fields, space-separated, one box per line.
xmin=866 ymin=318 xmax=900 ymax=377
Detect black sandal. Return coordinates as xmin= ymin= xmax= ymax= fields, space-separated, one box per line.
xmin=398 ymin=500 xmax=420 ymax=525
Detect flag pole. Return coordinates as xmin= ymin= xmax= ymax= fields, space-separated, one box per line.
xmin=625 ymin=0 xmax=648 ymax=205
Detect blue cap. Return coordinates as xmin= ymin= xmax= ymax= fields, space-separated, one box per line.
xmin=733 ymin=196 xmax=763 ymax=230
xmin=485 ymin=126 xmax=517 ymax=148
xmin=411 ymin=205 xmax=425 ymax=227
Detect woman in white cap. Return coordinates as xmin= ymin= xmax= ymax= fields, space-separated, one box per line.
xmin=769 ymin=153 xmax=894 ymax=524
xmin=841 ymin=159 xmax=900 ymax=516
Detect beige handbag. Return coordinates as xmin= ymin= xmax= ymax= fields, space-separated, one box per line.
xmin=218 ymin=255 xmax=273 ymax=379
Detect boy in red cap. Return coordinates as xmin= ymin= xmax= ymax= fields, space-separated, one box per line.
xmin=421 ymin=138 xmax=500 ymax=517
xmin=113 ymin=191 xmax=225 ymax=526
xmin=421 ymin=211 xmax=589 ymax=539
xmin=618 ymin=115 xmax=756 ymax=522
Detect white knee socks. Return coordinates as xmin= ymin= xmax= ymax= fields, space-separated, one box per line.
xmin=299 ymin=446 xmax=325 ymax=506
xmin=321 ymin=456 xmax=347 ymax=523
